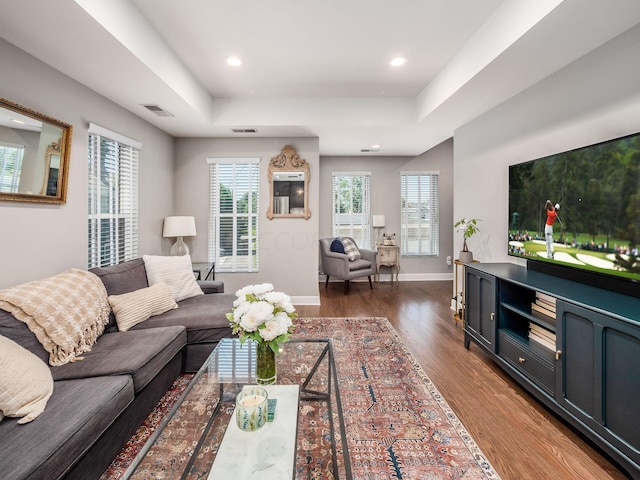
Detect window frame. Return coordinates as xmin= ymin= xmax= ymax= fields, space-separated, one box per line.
xmin=87 ymin=123 xmax=140 ymax=269
xmin=400 ymin=171 xmax=440 ymax=256
xmin=207 ymin=157 xmax=260 ymax=273
xmin=0 ymin=142 xmax=25 ymax=194
xmin=331 ymin=172 xmax=372 ymax=248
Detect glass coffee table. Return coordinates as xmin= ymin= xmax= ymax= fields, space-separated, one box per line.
xmin=123 ymin=338 xmax=352 ymax=479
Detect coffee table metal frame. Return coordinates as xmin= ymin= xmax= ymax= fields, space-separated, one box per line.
xmin=123 ymin=338 xmax=352 ymax=479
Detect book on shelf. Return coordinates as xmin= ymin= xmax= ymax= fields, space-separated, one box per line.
xmin=529 ymin=323 xmax=555 ymax=341
xmin=531 ymin=301 xmax=556 ymax=317
xmin=535 ymin=292 xmax=556 ymax=309
xmin=529 ymin=333 xmax=556 ymax=351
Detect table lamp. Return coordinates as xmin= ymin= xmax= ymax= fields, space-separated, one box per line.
xmin=372 ymin=215 xmax=385 ymax=244
xmin=163 ymin=216 xmax=196 ymax=256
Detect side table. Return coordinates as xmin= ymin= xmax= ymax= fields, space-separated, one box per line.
xmin=453 ymin=259 xmax=478 ymax=325
xmin=192 ymin=262 xmax=215 ymax=281
xmin=376 ymin=245 xmax=400 ymax=285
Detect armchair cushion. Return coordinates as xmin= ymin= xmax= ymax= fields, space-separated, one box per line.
xmin=341 ymin=237 xmax=361 ymax=261
xmin=330 ymin=238 xmax=346 ymax=254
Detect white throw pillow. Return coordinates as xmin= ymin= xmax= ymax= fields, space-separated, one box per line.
xmin=0 ymin=334 xmax=54 ymax=424
xmin=340 ymin=237 xmax=361 ymax=261
xmin=143 ymin=254 xmax=204 ymax=302
xmin=108 ymin=282 xmax=178 ymax=332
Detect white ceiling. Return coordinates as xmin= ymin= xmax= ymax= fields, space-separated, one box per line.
xmin=2 ymin=0 xmax=640 ymax=156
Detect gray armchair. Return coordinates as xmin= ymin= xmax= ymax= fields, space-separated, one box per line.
xmin=319 ymin=237 xmax=377 ymax=294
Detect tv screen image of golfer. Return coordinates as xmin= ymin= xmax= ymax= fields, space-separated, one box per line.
xmin=508 ymin=131 xmax=640 ymax=284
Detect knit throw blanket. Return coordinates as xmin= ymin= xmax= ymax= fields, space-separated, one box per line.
xmin=0 ymin=269 xmax=110 ymax=366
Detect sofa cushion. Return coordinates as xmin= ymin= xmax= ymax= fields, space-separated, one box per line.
xmin=108 ymin=282 xmax=178 ymax=332
xmin=130 ymin=293 xmax=236 ymax=345
xmin=143 ymin=254 xmax=204 ymax=302
xmin=349 ymin=258 xmax=372 ymax=271
xmin=330 ymin=238 xmax=346 ymax=254
xmin=51 ymin=326 xmax=186 ymax=393
xmin=0 ymin=335 xmax=54 ymax=424
xmin=0 ymin=308 xmax=48 ymax=363
xmin=0 ymin=375 xmax=133 ymax=480
xmin=341 ymin=237 xmax=361 ymax=261
xmin=90 ymin=258 xmax=150 ymax=331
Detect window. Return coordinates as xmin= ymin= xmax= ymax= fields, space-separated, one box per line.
xmin=208 ymin=158 xmax=260 ymax=272
xmin=0 ymin=143 xmax=24 ymax=193
xmin=401 ymin=172 xmax=439 ymax=256
xmin=88 ymin=124 xmax=140 ymax=268
xmin=332 ymin=172 xmax=372 ymax=248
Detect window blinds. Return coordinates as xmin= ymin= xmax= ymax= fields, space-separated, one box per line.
xmin=0 ymin=143 xmax=24 ymax=193
xmin=208 ymin=158 xmax=260 ymax=272
xmin=400 ymin=172 xmax=439 ymax=256
xmin=88 ymin=125 xmax=140 ymax=268
xmin=331 ymin=172 xmax=372 ymax=248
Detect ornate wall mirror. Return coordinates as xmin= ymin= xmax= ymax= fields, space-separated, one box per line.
xmin=0 ymin=98 xmax=73 ymax=204
xmin=267 ymin=145 xmax=310 ymax=219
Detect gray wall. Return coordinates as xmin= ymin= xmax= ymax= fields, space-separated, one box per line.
xmin=453 ymin=24 xmax=640 ymax=269
xmin=319 ymin=138 xmax=454 ymax=281
xmin=174 ymin=137 xmax=320 ymax=302
xmin=0 ymin=38 xmax=175 ymax=289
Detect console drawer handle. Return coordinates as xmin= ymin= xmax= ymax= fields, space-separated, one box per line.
xmin=518 ymin=357 xmax=526 ymax=364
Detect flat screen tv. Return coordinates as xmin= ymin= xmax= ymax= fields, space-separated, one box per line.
xmin=508 ymin=131 xmax=640 ymax=297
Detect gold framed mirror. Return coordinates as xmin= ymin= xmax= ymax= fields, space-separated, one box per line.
xmin=267 ymin=145 xmax=310 ymax=219
xmin=0 ymin=98 xmax=73 ymax=204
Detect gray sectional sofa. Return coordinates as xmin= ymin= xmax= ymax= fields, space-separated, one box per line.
xmin=0 ymin=258 xmax=235 ymax=480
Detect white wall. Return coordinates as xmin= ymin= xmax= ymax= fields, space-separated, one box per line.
xmin=174 ymin=137 xmax=320 ymax=303
xmin=0 ymin=38 xmax=175 ymax=288
xmin=453 ymin=24 xmax=640 ymax=269
xmin=319 ymin=138 xmax=454 ymax=281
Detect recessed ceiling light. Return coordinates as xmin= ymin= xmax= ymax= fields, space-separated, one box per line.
xmin=388 ymin=56 xmax=408 ymax=67
xmin=11 ymin=119 xmax=25 ymax=124
xmin=226 ymin=56 xmax=244 ymax=67
xmin=371 ymin=144 xmax=382 ymax=150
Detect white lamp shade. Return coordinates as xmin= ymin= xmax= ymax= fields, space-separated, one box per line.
xmin=163 ymin=216 xmax=197 ymax=237
xmin=372 ymin=215 xmax=386 ymax=228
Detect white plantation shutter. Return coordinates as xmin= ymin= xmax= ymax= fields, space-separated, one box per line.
xmin=208 ymin=158 xmax=260 ymax=272
xmin=400 ymin=172 xmax=439 ymax=256
xmin=331 ymin=172 xmax=372 ymax=248
xmin=88 ymin=124 xmax=140 ymax=268
xmin=0 ymin=143 xmax=24 ymax=193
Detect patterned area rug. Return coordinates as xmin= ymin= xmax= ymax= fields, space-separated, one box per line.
xmin=102 ymin=317 xmax=500 ymax=479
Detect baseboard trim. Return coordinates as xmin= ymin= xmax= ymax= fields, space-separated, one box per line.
xmin=292 ymin=296 xmax=321 ymax=306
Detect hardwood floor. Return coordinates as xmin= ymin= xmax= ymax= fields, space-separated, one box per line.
xmin=296 ymin=280 xmax=630 ymax=480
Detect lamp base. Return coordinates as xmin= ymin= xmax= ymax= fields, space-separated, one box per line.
xmin=170 ymin=236 xmax=190 ymax=256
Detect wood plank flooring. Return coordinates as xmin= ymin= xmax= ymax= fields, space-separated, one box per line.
xmin=295 ymin=280 xmax=630 ymax=480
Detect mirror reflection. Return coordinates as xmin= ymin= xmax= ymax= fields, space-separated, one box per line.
xmin=273 ymin=172 xmax=305 ymax=215
xmin=267 ymin=145 xmax=310 ymax=219
xmin=0 ymin=98 xmax=72 ymax=204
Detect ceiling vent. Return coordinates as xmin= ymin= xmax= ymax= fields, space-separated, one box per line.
xmin=141 ymin=104 xmax=174 ymax=117
xmin=232 ymin=128 xmax=258 ymax=133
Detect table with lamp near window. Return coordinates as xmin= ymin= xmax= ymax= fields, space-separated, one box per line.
xmin=163 ymin=215 xmax=215 ymax=280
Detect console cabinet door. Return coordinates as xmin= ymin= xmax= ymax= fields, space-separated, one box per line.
xmin=558 ymin=301 xmax=640 ymax=465
xmin=464 ymin=269 xmax=497 ymax=353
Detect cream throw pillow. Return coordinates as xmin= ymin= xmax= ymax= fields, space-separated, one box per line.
xmin=108 ymin=282 xmax=178 ymax=332
xmin=0 ymin=334 xmax=54 ymax=424
xmin=143 ymin=254 xmax=204 ymax=302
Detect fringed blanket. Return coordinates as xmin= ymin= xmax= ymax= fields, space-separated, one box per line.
xmin=0 ymin=269 xmax=110 ymax=366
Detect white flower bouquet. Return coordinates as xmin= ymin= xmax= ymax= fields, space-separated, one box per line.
xmin=226 ymin=283 xmax=296 ymax=353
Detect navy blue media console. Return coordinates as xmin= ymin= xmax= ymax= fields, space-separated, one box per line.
xmin=464 ymin=262 xmax=640 ymax=479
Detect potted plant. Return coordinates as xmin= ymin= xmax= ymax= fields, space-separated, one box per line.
xmin=454 ymin=218 xmax=481 ymax=263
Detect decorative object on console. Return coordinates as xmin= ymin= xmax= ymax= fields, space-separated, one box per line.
xmin=162 ymin=216 xmax=197 ymax=256
xmin=455 ymin=218 xmax=481 ymax=263
xmin=226 ymin=283 xmax=296 ymax=384
xmin=372 ymin=215 xmax=386 ymax=244
xmin=382 ymin=232 xmax=396 ymax=246
xmin=235 ymin=386 xmax=269 ymax=432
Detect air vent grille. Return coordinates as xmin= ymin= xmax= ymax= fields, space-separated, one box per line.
xmin=232 ymin=128 xmax=258 ymax=133
xmin=141 ymin=104 xmax=174 ymax=117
